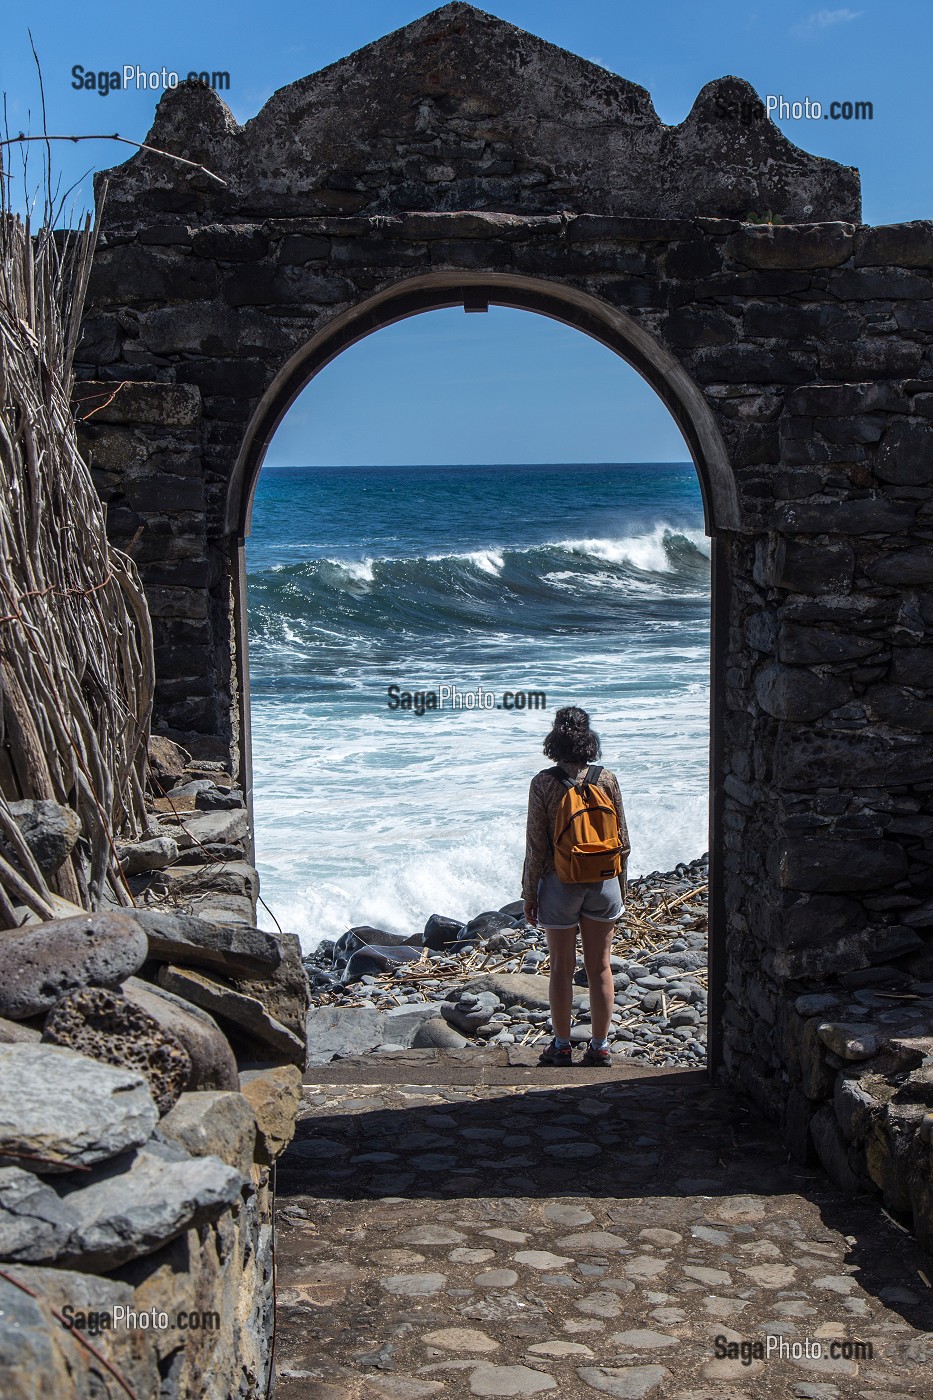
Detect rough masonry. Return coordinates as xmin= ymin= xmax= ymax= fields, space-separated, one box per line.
xmin=73 ymin=4 xmax=933 ymax=1246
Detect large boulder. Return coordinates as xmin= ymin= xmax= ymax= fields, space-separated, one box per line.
xmin=122 ymin=976 xmax=239 ymax=1091
xmin=234 ymin=930 xmax=310 ymax=1039
xmin=55 ymin=1137 xmax=244 ymax=1271
xmin=42 ymin=987 xmax=191 ymax=1115
xmin=0 ymin=1042 xmax=157 ymax=1172
xmin=157 ymin=964 xmax=306 ymax=1065
xmin=332 ymin=925 xmax=420 ymax=963
xmin=460 ymin=972 xmax=552 ymax=1011
xmin=422 ymin=914 xmax=467 ymax=950
xmin=465 ymin=910 xmax=522 ymax=940
xmin=342 ymin=943 xmax=423 ymax=983
xmin=0 ymin=911 xmax=148 ymax=1020
xmin=0 ymin=800 xmax=81 ymax=874
xmin=128 ymin=907 xmax=282 ymax=978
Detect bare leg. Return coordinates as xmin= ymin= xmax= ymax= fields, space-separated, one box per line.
xmin=544 ymin=926 xmax=577 ymax=1040
xmin=580 ymin=915 xmax=615 ymax=1042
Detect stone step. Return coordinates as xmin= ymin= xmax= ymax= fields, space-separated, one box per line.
xmin=301 ymin=1045 xmax=708 ymax=1088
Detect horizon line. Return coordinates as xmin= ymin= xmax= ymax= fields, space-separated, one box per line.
xmin=260 ymin=459 xmax=696 ymax=470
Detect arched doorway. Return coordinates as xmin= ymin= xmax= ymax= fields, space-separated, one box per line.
xmin=228 ymin=274 xmax=733 ymax=1070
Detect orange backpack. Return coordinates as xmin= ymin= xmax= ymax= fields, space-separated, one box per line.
xmin=550 ymin=765 xmax=624 ymax=884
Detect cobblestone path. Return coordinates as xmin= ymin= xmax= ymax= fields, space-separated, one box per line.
xmin=272 ymin=1049 xmax=933 ymax=1399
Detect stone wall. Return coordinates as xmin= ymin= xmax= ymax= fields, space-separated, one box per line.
xmin=0 ymin=737 xmax=307 ymax=1398
xmin=70 ymin=3 xmax=933 ymax=1243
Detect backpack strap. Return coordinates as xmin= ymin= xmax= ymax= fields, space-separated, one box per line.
xmin=585 ymin=765 xmax=603 ymax=784
xmin=546 ymin=765 xmax=575 ymax=789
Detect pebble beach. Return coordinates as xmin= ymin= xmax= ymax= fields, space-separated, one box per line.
xmin=303 ymin=855 xmax=709 ymax=1066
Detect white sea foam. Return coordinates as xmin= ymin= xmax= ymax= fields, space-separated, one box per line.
xmin=556 ymin=524 xmax=710 ymax=573
xmin=251 ymin=654 xmax=711 ymax=953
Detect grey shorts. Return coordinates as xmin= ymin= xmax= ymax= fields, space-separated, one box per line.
xmin=537 ymin=870 xmax=623 ymax=928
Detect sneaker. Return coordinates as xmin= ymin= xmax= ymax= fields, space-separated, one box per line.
xmin=538 ymin=1038 xmax=573 ymax=1067
xmin=581 ymin=1042 xmax=612 ymax=1067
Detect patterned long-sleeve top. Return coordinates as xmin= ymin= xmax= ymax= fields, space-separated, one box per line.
xmin=521 ymin=763 xmax=631 ymax=903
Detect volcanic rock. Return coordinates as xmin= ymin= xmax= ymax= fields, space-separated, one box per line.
xmin=42 ymin=988 xmax=191 ymax=1115
xmin=129 ymin=907 xmax=281 ymax=978
xmin=160 ymin=1090 xmax=256 ymax=1175
xmin=239 ymin=1064 xmax=302 ymax=1164
xmin=55 ymin=1137 xmax=243 ymax=1271
xmin=0 ymin=911 xmax=148 ymax=1020
xmin=122 ymin=976 xmax=239 ymax=1091
xmin=0 ymin=1042 xmax=157 ymax=1172
xmin=0 ymin=800 xmax=81 ymax=874
xmin=157 ymin=964 xmax=306 ymax=1063
xmin=234 ymin=930 xmax=309 ymax=1038
xmin=0 ymin=1166 xmax=78 ymax=1262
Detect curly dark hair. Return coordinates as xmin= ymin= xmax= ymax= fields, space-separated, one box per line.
xmin=542 ymin=705 xmax=601 ymax=765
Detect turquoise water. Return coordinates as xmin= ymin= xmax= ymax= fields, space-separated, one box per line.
xmin=246 ymin=461 xmax=710 ymax=950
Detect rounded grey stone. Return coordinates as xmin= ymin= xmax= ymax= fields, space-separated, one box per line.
xmin=0 ymin=913 xmax=148 ymax=1020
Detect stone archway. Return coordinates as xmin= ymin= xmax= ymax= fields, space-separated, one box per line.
xmin=225 ymin=272 xmax=734 ymax=1072
xmin=74 ymin=4 xmax=933 ymax=1219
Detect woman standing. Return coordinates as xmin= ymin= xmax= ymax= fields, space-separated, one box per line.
xmin=522 ymin=706 xmax=630 ymax=1067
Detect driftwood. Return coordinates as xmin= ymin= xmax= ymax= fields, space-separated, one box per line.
xmin=0 ymin=168 xmax=154 ymax=915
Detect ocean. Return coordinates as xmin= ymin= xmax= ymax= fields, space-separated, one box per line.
xmin=246 ymin=461 xmax=711 ymax=953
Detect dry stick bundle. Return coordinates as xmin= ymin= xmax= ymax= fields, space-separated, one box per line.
xmin=0 ymin=177 xmax=154 ymax=917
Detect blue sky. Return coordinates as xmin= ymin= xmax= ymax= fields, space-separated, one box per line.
xmin=4 ymin=2 xmax=928 ymax=464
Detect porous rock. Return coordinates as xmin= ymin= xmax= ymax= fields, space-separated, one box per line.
xmin=122 ymin=975 xmax=239 ymax=1091
xmin=0 ymin=911 xmax=148 ymax=1020
xmin=42 ymin=987 xmax=191 ymax=1115
xmin=0 ymin=1042 xmax=157 ymax=1172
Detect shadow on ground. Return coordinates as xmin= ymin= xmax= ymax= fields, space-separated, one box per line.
xmin=271 ymin=1053 xmax=932 ymax=1399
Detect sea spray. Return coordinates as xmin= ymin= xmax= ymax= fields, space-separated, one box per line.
xmin=247 ymin=462 xmax=711 ymax=950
